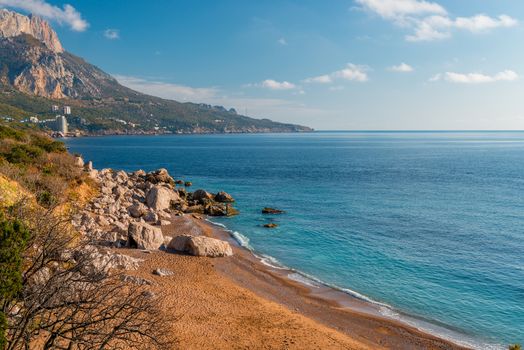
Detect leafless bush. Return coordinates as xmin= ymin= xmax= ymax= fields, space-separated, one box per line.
xmin=3 ymin=202 xmax=174 ymax=350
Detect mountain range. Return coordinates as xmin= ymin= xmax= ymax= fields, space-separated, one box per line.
xmin=0 ymin=9 xmax=311 ymax=134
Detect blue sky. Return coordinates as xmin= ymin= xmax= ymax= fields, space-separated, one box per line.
xmin=3 ymin=0 xmax=524 ymax=130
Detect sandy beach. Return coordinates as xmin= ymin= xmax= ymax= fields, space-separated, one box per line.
xmin=119 ymin=215 xmax=470 ymax=350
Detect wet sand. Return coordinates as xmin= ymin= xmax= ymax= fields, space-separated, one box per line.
xmin=121 ymin=215 xmax=470 ymax=349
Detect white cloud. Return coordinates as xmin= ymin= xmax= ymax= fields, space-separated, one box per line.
xmin=356 ymin=0 xmax=517 ymax=42
xmin=304 ymin=63 xmax=369 ymax=83
xmin=356 ymin=0 xmax=446 ymax=19
xmin=407 ymin=14 xmax=518 ymax=41
xmin=114 ymin=75 xmax=219 ymax=101
xmin=304 ymin=74 xmax=332 ymax=84
xmin=454 ymin=14 xmax=517 ymax=33
xmin=0 ymin=0 xmax=88 ymax=31
xmin=277 ymin=37 xmax=288 ymax=45
xmin=260 ymin=79 xmax=296 ymax=90
xmin=430 ymin=70 xmax=518 ymax=84
xmin=104 ymin=29 xmax=119 ymax=40
xmin=388 ymin=62 xmax=414 ymax=72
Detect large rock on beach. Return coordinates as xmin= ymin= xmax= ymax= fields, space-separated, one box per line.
xmin=168 ymin=235 xmax=233 ymax=257
xmin=128 ymin=222 xmax=164 ymax=250
xmin=146 ymin=185 xmax=180 ymax=211
xmin=187 ymin=236 xmax=233 ymax=257
xmin=167 ymin=235 xmax=191 ymax=251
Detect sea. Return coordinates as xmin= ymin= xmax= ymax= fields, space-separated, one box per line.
xmin=65 ymin=131 xmax=524 ymax=349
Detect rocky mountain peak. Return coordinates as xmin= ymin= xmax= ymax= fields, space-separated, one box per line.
xmin=0 ymin=9 xmax=63 ymax=52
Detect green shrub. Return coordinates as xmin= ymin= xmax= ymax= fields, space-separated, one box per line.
xmin=0 ymin=311 xmax=6 ymax=350
xmin=30 ymin=135 xmax=66 ymax=153
xmin=36 ymin=190 xmax=55 ymax=207
xmin=0 ymin=125 xmax=26 ymax=142
xmin=0 ymin=217 xmax=30 ymax=299
xmin=3 ymin=144 xmax=43 ymax=164
xmin=0 ymin=216 xmax=31 ymax=347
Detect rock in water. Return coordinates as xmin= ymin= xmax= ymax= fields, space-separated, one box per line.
xmin=262 ymin=207 xmax=285 ymax=214
xmin=264 ymin=223 xmax=278 ymax=228
xmin=128 ymin=222 xmax=164 ymax=250
xmin=214 ymin=191 xmax=235 ymax=203
xmin=187 ymin=236 xmax=233 ymax=257
xmin=146 ymin=185 xmax=180 ymax=211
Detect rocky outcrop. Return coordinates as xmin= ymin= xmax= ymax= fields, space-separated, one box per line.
xmin=215 ymin=191 xmax=235 ymax=203
xmin=71 ymin=165 xmax=239 ymax=265
xmin=0 ymin=9 xmax=63 ymax=52
xmin=145 ymin=168 xmax=174 ymax=185
xmin=192 ymin=189 xmax=214 ymax=202
xmin=182 ymin=189 xmax=238 ymax=217
xmin=128 ymin=222 xmax=164 ymax=250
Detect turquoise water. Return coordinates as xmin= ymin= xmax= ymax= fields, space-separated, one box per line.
xmin=65 ymin=132 xmax=523 ymax=348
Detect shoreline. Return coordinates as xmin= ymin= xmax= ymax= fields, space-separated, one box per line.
xmin=153 ymin=214 xmax=473 ymax=349
xmin=202 ymin=218 xmax=495 ymax=350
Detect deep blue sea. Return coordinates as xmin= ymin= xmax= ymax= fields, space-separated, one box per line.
xmin=65 ymin=132 xmax=524 ymax=349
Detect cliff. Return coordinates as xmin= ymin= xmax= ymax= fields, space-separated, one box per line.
xmin=0 ymin=9 xmax=63 ymax=52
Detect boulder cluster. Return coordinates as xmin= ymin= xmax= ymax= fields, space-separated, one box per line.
xmin=70 ymin=159 xmax=236 ymax=278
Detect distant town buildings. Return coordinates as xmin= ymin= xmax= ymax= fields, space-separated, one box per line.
xmin=55 ymin=115 xmax=68 ymax=134
xmin=51 ymin=105 xmax=71 ymax=115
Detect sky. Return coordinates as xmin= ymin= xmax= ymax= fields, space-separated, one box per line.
xmin=2 ymin=0 xmax=524 ymax=130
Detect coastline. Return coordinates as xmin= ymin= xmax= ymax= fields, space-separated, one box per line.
xmin=203 ymin=218 xmax=497 ymax=350
xmin=125 ymin=214 xmax=473 ymax=349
